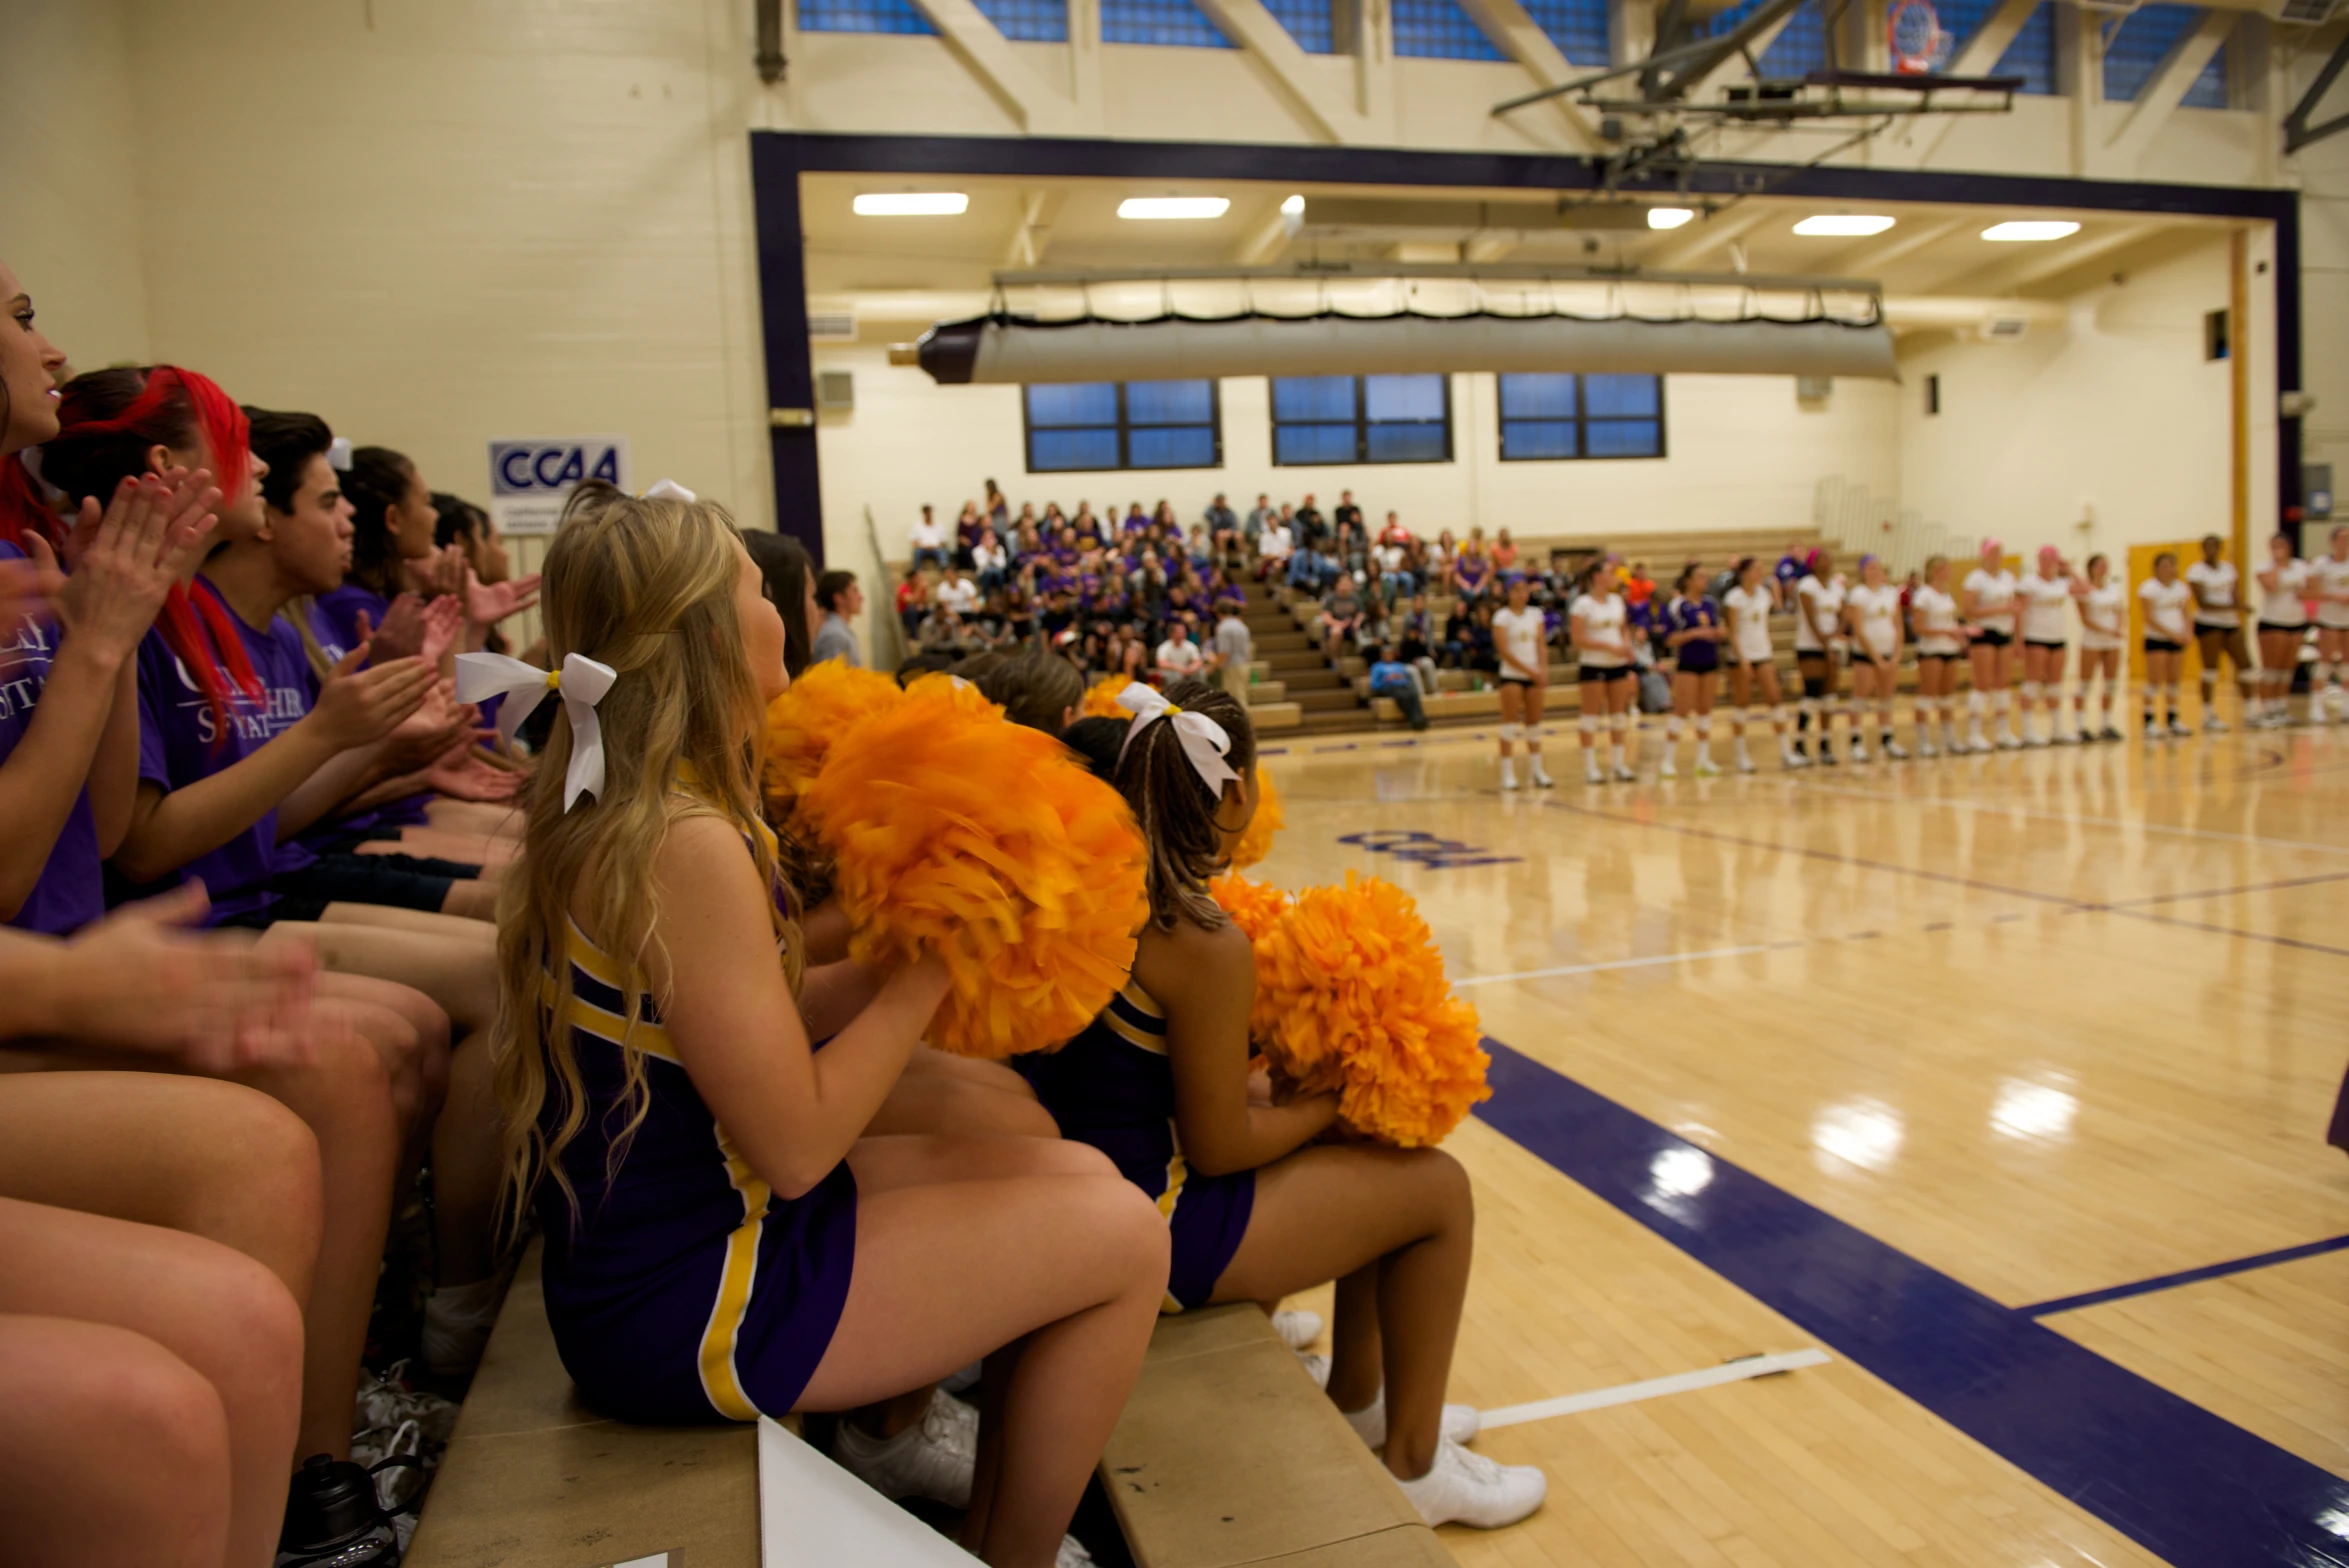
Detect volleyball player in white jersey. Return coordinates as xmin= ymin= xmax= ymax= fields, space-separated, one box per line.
xmin=1792 ymin=549 xmax=1848 ymax=765
xmin=2017 ymin=547 xmax=2076 ymax=746
xmin=1722 ymin=556 xmax=1796 ymax=772
xmin=1843 ymin=555 xmax=1906 ymax=761
xmin=2071 ymin=554 xmax=2127 ymax=741
xmin=2314 ymin=526 xmax=2349 ymax=720
xmin=1960 ymin=541 xmax=2020 ymax=750
xmin=2185 ymin=534 xmax=2254 ymax=731
xmin=2252 ymin=533 xmax=2311 ymax=726
xmin=1491 ymin=574 xmax=1553 ymax=789
xmin=1909 ymin=555 xmax=1965 ymax=756
xmin=2139 ymin=551 xmax=2196 ymax=737
xmin=1569 ymin=564 xmax=1637 ymax=783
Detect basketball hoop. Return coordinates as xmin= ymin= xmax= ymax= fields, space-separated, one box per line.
xmin=1887 ymin=0 xmax=1949 ymax=74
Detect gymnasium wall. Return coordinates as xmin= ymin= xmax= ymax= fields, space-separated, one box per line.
xmin=813 ymin=344 xmax=1901 ymax=560
xmin=1893 ymin=230 xmax=2262 ymax=562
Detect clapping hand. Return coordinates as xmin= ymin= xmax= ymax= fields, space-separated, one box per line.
xmin=48 ymin=468 xmax=221 ymax=663
xmin=60 ymin=883 xmax=321 ymax=1072
xmin=464 ymin=567 xmax=541 ymax=630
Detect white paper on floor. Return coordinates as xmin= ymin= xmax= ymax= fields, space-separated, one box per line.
xmin=758 ymin=1416 xmax=975 ymax=1566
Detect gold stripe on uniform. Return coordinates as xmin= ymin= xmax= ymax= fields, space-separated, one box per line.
xmin=696 ymin=1120 xmax=772 ymax=1421
xmin=540 ymin=974 xmax=683 ymax=1065
xmin=1119 ymin=979 xmax=1165 ymax=1019
xmin=1103 ymin=1007 xmax=1169 ymax=1055
xmin=1156 ymin=1125 xmax=1189 ymax=1315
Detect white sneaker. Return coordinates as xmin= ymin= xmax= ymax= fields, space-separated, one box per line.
xmin=1849 ymin=741 xmax=1871 ymax=764
xmin=354 ymin=1361 xmax=458 ymax=1449
xmin=1783 ymin=749 xmax=1811 ymax=770
xmin=1498 ymin=764 xmax=1518 ymax=791
xmin=1529 ymin=764 xmax=1555 ymax=789
xmin=1611 ymin=764 xmax=1638 ymax=782
xmin=1996 ymin=733 xmax=2022 ymax=751
xmin=1658 ymin=757 xmax=1678 ymax=778
xmin=1583 ymin=763 xmax=1603 ymax=784
xmin=1058 ymin=1535 xmax=1096 ymax=1568
xmin=1694 ymin=758 xmax=1722 ymax=777
xmin=1392 ymin=1436 xmax=1547 ymax=1529
xmin=1917 ymin=739 xmax=1939 ymax=758
xmin=2024 ymin=732 xmax=2048 ymax=748
xmin=2168 ymin=719 xmax=2193 ymax=738
xmin=1883 ymin=739 xmax=1909 ymax=760
xmin=1298 ymin=1351 xmax=1332 ymax=1389
xmin=2204 ymin=714 xmax=2230 ymax=733
xmin=830 ymin=1388 xmax=979 ymax=1507
xmin=1340 ymin=1387 xmax=1482 ymax=1450
xmin=1272 ymin=1309 xmax=1324 ymax=1351
xmin=1737 ymin=754 xmax=1757 ymax=774
xmin=2054 ymin=729 xmax=2081 ymax=746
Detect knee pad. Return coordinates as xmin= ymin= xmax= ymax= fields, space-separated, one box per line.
xmin=1802 ymin=675 xmax=1828 ymax=700
xmin=1990 ymin=689 xmax=2011 ymax=712
xmin=2022 ymin=681 xmax=2042 ymax=702
xmin=1695 ymin=716 xmax=1713 ymax=736
xmin=1608 ymin=710 xmax=1629 ymax=734
xmin=2143 ymin=684 xmax=2160 ymax=702
xmin=1577 ymin=714 xmax=1597 ymax=738
xmin=1967 ymin=690 xmax=1985 ymax=713
xmin=1498 ymin=722 xmax=1523 ymax=743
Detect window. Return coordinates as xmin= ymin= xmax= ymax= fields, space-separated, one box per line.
xmin=796 ymin=0 xmax=936 ymax=34
xmin=974 ymin=0 xmax=1069 ymax=40
xmin=2104 ymin=5 xmax=2228 ymax=108
xmin=1024 ymin=381 xmax=1221 ymax=473
xmin=2204 ymin=309 xmax=2230 ymax=362
xmin=1520 ymin=0 xmax=1611 ymax=65
xmin=1703 ymin=0 xmax=1828 ymax=78
xmin=1924 ymin=374 xmax=1941 ymax=416
xmin=1271 ymin=375 xmax=1453 ymax=466
xmin=1392 ymin=0 xmax=1506 ymax=60
xmin=1497 ymin=374 xmax=1665 ymax=461
xmin=1100 ymin=0 xmax=1233 ymax=46
xmin=1263 ymin=0 xmax=1338 ymax=52
xmin=1934 ymin=0 xmax=2057 ymax=94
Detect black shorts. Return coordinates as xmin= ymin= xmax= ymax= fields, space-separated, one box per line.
xmin=2144 ymin=637 xmax=2184 ymax=655
xmin=2025 ymin=639 xmax=2067 ymax=652
xmin=1499 ymin=673 xmax=1536 ymax=687
xmin=1676 ymin=655 xmax=1719 ymax=676
xmin=1578 ymin=664 xmax=1633 ymax=684
xmin=1918 ymin=651 xmax=1959 ymax=666
xmin=271 ymin=852 xmax=469 ymax=918
xmin=1975 ymin=627 xmax=2013 ymax=648
xmin=2258 ymin=620 xmax=2308 ymax=636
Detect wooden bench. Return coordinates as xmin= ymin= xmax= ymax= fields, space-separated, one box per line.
xmin=408 ymin=1250 xmax=1451 ymax=1568
xmin=1248 ymin=701 xmax=1304 ymax=732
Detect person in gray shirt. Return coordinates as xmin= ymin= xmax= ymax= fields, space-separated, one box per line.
xmin=812 ymin=569 xmax=865 ymax=667
xmin=1211 ymin=606 xmax=1254 ymax=699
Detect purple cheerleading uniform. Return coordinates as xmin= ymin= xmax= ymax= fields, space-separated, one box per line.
xmin=0 ymin=541 xmax=105 ymax=934
xmin=130 ymin=582 xmax=317 ymax=924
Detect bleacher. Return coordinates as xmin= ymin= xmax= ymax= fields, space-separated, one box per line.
xmin=406 ymin=1244 xmax=1454 ymax=1566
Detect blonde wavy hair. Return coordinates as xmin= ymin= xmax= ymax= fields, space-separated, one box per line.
xmin=493 ymin=481 xmax=798 ymax=1237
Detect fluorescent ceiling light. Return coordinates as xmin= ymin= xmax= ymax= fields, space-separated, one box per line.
xmin=1793 ymin=214 xmax=1896 ymax=237
xmin=1647 ymin=207 xmax=1695 ymax=231
xmin=1118 ymin=197 xmax=1231 ymax=221
xmin=853 ymin=192 xmax=968 ymax=217
xmin=1281 ymin=193 xmax=1305 ymax=216
xmin=1982 ymin=220 xmax=2082 ymax=242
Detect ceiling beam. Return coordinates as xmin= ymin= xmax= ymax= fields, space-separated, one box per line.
xmin=1452 ymin=0 xmax=1603 ymax=147
xmin=1187 ymin=0 xmax=1371 ymax=143
xmin=1000 ymin=188 xmax=1064 ymax=268
xmin=1946 ymin=0 xmax=2037 ymax=78
xmin=1830 ymin=215 xmax=1971 ymax=280
xmin=1233 ymin=206 xmax=1294 ymax=264
xmin=1920 ymin=221 xmax=2161 ymax=297
xmin=1640 ymin=201 xmax=1775 ymax=270
xmin=902 ymin=0 xmax=1083 ymax=133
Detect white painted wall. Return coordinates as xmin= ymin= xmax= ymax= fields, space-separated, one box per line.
xmin=0 ymin=0 xmax=151 ymax=370
xmin=1894 ymin=232 xmax=2244 ymax=563
xmin=816 ymin=339 xmax=1899 ymax=546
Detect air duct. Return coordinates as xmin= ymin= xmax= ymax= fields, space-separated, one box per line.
xmin=916 ymin=311 xmax=1897 ymax=384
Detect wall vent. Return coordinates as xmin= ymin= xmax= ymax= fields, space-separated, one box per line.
xmin=808 ymin=310 xmax=858 ymax=342
xmin=816 ymin=370 xmax=856 ymax=410
xmin=1981 ymin=316 xmax=2031 ymax=342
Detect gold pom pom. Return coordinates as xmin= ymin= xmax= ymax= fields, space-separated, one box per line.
xmin=1208 ymin=872 xmax=1291 ymax=943
xmin=797 ymin=675 xmax=1147 ymax=1058
xmin=1248 ymin=874 xmax=1489 ymax=1147
xmin=1226 ymin=765 xmax=1282 ymax=871
xmin=1082 ymin=676 xmax=1130 ymax=719
xmin=763 ymin=660 xmax=905 ymax=815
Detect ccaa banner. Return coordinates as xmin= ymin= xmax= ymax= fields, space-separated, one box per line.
xmin=489 ymin=438 xmax=628 ymax=537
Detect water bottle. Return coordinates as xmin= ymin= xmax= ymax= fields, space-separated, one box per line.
xmin=276 ymin=1452 xmax=423 ymax=1566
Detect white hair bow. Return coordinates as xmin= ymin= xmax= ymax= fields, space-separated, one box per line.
xmin=1115 ymin=681 xmax=1237 ymax=797
xmin=326 ymin=437 xmax=353 ymax=472
xmin=455 ymin=651 xmax=620 ymax=810
xmin=641 ymin=479 xmax=696 ymax=503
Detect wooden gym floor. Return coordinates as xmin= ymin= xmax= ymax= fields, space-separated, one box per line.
xmin=1251 ymin=705 xmax=2349 ymax=1568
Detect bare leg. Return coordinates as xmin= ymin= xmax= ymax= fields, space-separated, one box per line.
xmin=0 ymin=1315 xmax=231 ymax=1568
xmin=865 ymin=1054 xmax=1058 ymax=1140
xmin=800 ymin=1137 xmax=1168 ymax=1568
xmin=1205 ymin=1145 xmax=1474 ymax=1482
xmin=0 ymin=1196 xmax=308 ymax=1568
xmin=423 ymin=796 xmax=525 ymax=841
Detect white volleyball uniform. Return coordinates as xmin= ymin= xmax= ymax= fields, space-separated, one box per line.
xmin=2078 ymin=582 xmax=2127 ymax=651
xmin=2315 ymin=555 xmax=2349 ymax=630
xmin=1492 ymin=604 xmax=1548 ymax=681
xmin=2019 ymin=574 xmax=2072 ymax=646
xmin=1793 ymin=576 xmax=1845 ymax=654
xmin=2257 ymin=559 xmax=2311 ymax=628
xmin=1724 ymin=584 xmax=1775 ymax=665
xmin=1913 ymin=587 xmax=1964 ymax=656
xmin=1846 ymin=583 xmax=1902 ymax=659
xmin=2185 ymin=560 xmax=2240 ymax=629
xmin=1962 ymin=568 xmax=2018 ymax=639
xmin=2140 ymin=578 xmax=2194 ymax=645
xmin=1569 ymin=595 xmax=1630 ymax=669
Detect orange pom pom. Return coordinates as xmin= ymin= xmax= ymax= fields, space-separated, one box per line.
xmin=797 ymin=675 xmax=1147 ymax=1059
xmin=763 ymin=660 xmax=906 ymax=814
xmin=1248 ymin=874 xmax=1489 ymax=1147
xmin=1227 ymin=765 xmax=1282 ymax=871
xmin=1082 ymin=676 xmax=1130 ymax=719
xmin=1208 ymin=872 xmax=1290 ymax=943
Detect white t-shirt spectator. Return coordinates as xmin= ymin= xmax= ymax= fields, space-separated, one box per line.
xmin=1961 ymin=567 xmax=2016 ymax=636
xmin=972 ymin=539 xmax=1007 ymax=577
xmin=1492 ymin=605 xmax=1547 ymax=680
xmin=1157 ymin=637 xmax=1205 ymax=678
xmin=2185 ymin=559 xmax=2239 ymax=627
xmin=1568 ymin=594 xmax=1630 ymax=667
xmin=1723 ymin=583 xmax=1775 ymax=663
xmin=2140 ymin=577 xmax=2194 ymax=644
xmin=934 ymin=574 xmax=979 ymax=615
xmin=2019 ymin=573 xmax=2072 ymax=644
xmin=910 ymin=515 xmax=946 ymax=554
xmin=1260 ymin=524 xmax=1293 ymax=561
